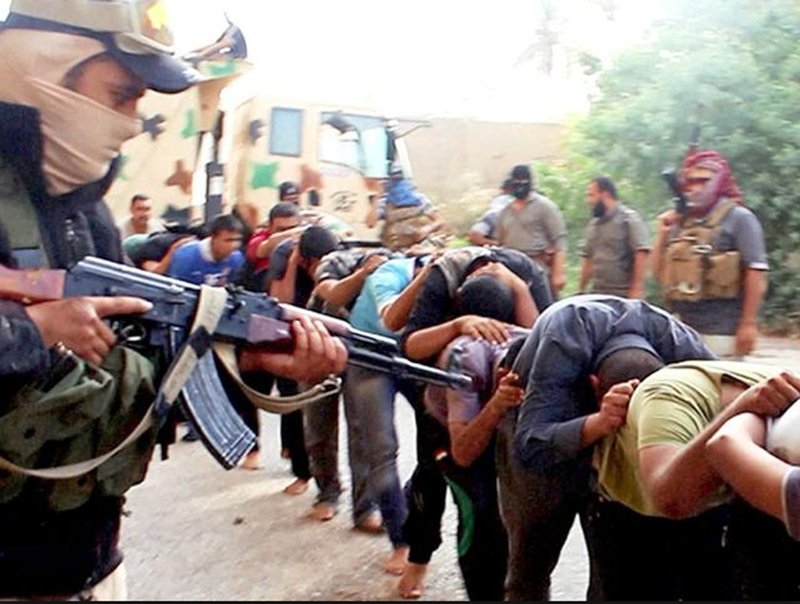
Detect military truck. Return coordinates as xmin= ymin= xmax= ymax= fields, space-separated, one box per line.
xmin=106 ymin=32 xmax=425 ymax=240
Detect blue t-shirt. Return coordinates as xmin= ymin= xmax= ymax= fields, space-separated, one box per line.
xmin=349 ymin=257 xmax=416 ymax=340
xmin=167 ymin=238 xmax=244 ymax=286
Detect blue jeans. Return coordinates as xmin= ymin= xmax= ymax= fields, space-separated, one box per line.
xmin=303 ymin=382 xmax=376 ymax=526
xmin=343 ymin=366 xmax=420 ymax=547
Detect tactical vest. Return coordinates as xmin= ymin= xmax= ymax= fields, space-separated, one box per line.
xmin=662 ymin=199 xmax=741 ymax=302
xmin=0 ymin=143 xmax=159 ymax=511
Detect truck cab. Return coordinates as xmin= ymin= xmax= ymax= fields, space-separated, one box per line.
xmin=107 ymin=52 xmax=421 ymax=241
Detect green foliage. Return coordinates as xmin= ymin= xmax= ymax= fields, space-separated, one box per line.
xmin=540 ymin=0 xmax=800 ymax=330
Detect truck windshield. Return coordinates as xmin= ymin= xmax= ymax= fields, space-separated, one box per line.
xmin=319 ymin=112 xmax=391 ymax=178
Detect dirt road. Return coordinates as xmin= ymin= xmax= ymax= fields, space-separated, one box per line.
xmin=121 ymin=337 xmax=800 ymax=601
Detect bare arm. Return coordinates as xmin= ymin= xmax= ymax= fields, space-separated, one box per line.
xmin=468 ymin=261 xmax=538 ymax=327
xmin=405 ymin=315 xmax=512 ymax=361
xmin=142 ymin=236 xmax=195 ymax=275
xmin=313 ymin=255 xmax=387 ymax=309
xmin=639 ymin=372 xmax=800 ymax=519
xmin=468 ymin=229 xmax=497 ymax=247
xmin=627 ymin=250 xmax=650 ymax=299
xmin=381 ymin=260 xmax=434 ymax=332
xmin=736 ymin=268 xmax=767 ymax=356
xmin=449 ymin=371 xmax=523 ymax=467
xmin=549 ymin=249 xmax=567 ymax=295
xmin=579 ymin=379 xmax=638 ymax=448
xmin=254 ymin=226 xmax=305 ymax=260
xmin=706 ymin=413 xmax=788 ymax=522
xmin=651 ymin=210 xmax=677 ymax=285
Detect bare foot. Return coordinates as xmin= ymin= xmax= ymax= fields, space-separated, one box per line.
xmin=283 ymin=478 xmax=309 ymax=496
xmin=398 ymin=562 xmax=427 ymax=599
xmin=310 ymin=502 xmax=337 ymax=522
xmin=240 ymin=450 xmax=261 ymax=471
xmin=384 ymin=546 xmax=409 ymax=576
xmin=354 ymin=511 xmax=384 ymax=534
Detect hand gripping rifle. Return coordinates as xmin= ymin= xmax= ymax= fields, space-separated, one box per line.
xmin=660 ymin=168 xmax=689 ymax=216
xmin=0 ymin=257 xmax=474 ymax=469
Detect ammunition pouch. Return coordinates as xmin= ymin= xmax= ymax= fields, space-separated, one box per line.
xmin=663 ymin=200 xmax=740 ymax=302
xmin=0 ymin=346 xmax=158 ymax=512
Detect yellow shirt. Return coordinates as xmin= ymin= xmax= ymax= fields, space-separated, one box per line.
xmin=594 ymin=360 xmax=783 ymax=516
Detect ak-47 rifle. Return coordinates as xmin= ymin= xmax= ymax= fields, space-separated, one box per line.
xmin=661 ymin=103 xmax=704 ymax=216
xmin=661 ymin=168 xmax=689 ymax=216
xmin=0 ymin=257 xmax=474 ymax=469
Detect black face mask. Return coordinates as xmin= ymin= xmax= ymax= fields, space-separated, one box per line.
xmin=512 ymin=180 xmax=532 ymax=200
xmin=592 ymin=199 xmax=607 ymax=218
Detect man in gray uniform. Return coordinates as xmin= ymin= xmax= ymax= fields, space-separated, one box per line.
xmin=494 ymin=164 xmax=568 ymax=297
xmin=579 ymin=176 xmax=650 ymax=299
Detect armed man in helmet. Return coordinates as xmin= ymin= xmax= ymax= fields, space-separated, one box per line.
xmin=0 ymin=1 xmax=346 ymax=599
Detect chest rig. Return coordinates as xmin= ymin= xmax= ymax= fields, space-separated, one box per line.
xmin=663 ymin=198 xmax=741 ymax=302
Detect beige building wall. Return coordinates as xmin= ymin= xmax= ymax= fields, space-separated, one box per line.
xmin=402 ymin=118 xmax=565 ymax=232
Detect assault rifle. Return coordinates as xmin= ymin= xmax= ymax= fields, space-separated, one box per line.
xmin=0 ymin=257 xmax=474 ymax=469
xmin=661 ymin=168 xmax=689 ymax=215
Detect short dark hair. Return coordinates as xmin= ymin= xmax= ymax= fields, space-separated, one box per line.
xmin=209 ymin=213 xmax=244 ymax=236
xmin=269 ymin=201 xmax=300 ymax=223
xmin=593 ymin=176 xmax=617 ymax=199
xmin=510 ymin=164 xmax=532 ymax=181
xmin=298 ymin=225 xmax=339 ymax=260
xmin=454 ymin=275 xmax=516 ymax=323
xmin=130 ymin=193 xmax=151 ymax=206
xmin=278 ymin=181 xmax=300 ymax=201
xmin=595 ymin=348 xmax=663 ymax=399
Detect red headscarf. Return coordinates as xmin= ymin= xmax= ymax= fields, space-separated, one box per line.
xmin=679 ymin=149 xmax=744 ymax=205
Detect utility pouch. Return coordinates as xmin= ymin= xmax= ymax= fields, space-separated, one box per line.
xmin=0 ymin=347 xmax=158 ymax=511
xmin=663 ymin=235 xmax=707 ymax=302
xmin=705 ymin=251 xmax=741 ymax=299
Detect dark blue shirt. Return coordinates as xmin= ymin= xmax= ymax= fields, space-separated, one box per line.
xmin=512 ymin=294 xmax=716 ymax=472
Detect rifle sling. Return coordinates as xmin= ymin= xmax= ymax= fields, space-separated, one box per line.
xmin=213 ymin=342 xmax=341 ymax=414
xmin=0 ymin=284 xmax=230 ymax=479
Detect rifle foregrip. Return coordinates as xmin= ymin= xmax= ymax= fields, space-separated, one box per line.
xmin=347 ymin=346 xmax=474 ymax=391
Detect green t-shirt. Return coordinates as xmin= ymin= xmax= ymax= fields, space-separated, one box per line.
xmin=594 ymin=360 xmax=783 ymax=516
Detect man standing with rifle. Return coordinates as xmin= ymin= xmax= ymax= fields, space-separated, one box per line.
xmin=652 ymin=149 xmax=768 ymax=358
xmin=0 ymin=1 xmax=347 ymax=599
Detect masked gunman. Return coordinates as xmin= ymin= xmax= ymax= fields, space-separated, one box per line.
xmin=0 ymin=1 xmax=345 ymax=598
xmin=651 ymin=150 xmax=768 ymax=357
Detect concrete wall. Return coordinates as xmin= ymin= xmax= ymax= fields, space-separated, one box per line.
xmin=402 ymin=118 xmax=565 ymax=219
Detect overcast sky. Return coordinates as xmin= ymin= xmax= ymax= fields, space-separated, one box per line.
xmin=0 ymin=0 xmax=662 ymax=122
xmin=169 ymin=0 xmax=664 ymax=122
